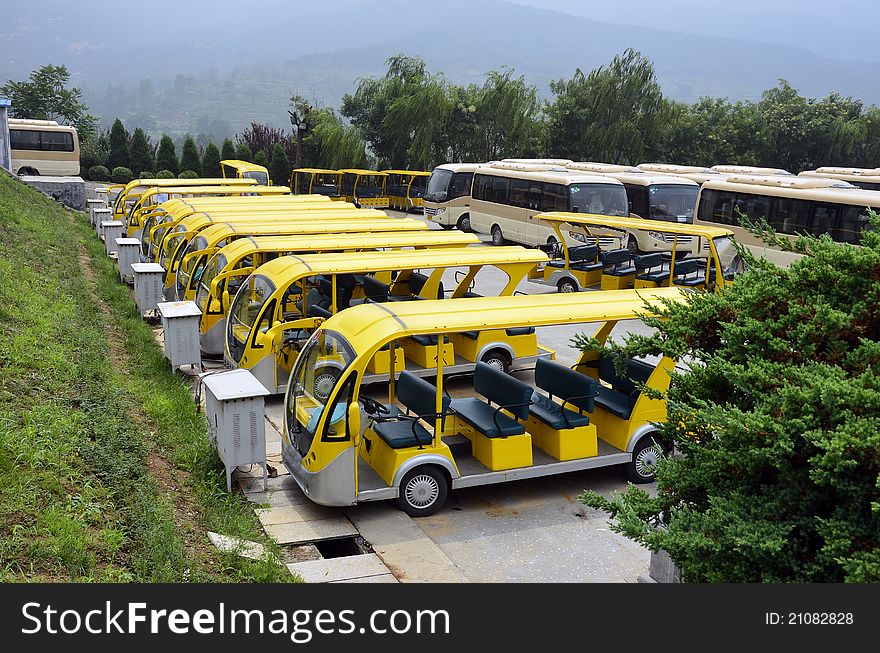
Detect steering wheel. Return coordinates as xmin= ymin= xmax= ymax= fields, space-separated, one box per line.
xmin=359 ymin=396 xmax=390 ymax=416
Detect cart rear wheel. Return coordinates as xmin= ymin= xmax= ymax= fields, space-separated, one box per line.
xmin=480 ymin=349 xmax=510 ymax=373
xmin=627 ymin=435 xmax=664 ymax=483
xmin=557 ymin=278 xmax=578 ymax=293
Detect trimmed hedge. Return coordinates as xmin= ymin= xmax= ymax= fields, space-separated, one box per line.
xmin=111 ymin=166 xmax=134 ymax=184
xmin=178 ymin=170 xmax=199 ymax=179
xmin=88 ymin=165 xmax=110 ymax=182
xmin=155 ymin=170 xmax=175 ymax=179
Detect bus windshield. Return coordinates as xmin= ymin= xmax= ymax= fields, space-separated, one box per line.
xmin=227 ymin=275 xmax=275 ymax=363
xmin=569 ymin=183 xmax=628 ymax=216
xmin=425 ymin=169 xmax=453 ymax=202
xmin=195 ymin=253 xmax=228 ymax=312
xmin=286 ymin=329 xmax=356 ymax=456
xmin=649 ymin=184 xmax=698 ymax=223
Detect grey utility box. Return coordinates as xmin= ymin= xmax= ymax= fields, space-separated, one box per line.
xmin=102 ymin=221 xmax=124 ymax=255
xmin=93 ymin=208 xmax=111 ymax=236
xmin=156 ymin=301 xmax=203 ymax=372
xmin=116 ymin=237 xmax=141 ymax=283
xmin=131 ymin=262 xmax=165 ymax=316
xmin=87 ymin=199 xmax=104 ymax=224
xmin=203 ymin=369 xmax=271 ymax=492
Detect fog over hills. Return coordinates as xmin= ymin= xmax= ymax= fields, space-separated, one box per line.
xmin=2 ymin=0 xmax=878 ymax=138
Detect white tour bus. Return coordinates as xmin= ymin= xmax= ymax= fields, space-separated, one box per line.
xmin=9 ymin=118 xmax=80 ymax=176
xmin=638 ymin=163 xmax=727 ymax=186
xmin=567 ymin=163 xmax=700 ymax=254
xmin=711 ymin=164 xmax=793 ymax=176
xmin=423 ymin=163 xmax=483 ymax=231
xmin=469 ymin=162 xmax=629 ymax=247
xmin=695 ymin=174 xmax=877 ymax=266
xmin=799 ymin=167 xmax=880 ymax=191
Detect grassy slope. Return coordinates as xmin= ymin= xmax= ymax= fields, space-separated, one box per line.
xmin=0 ymin=173 xmax=291 ymax=582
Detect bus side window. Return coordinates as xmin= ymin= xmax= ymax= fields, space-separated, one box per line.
xmin=509 ymin=178 xmax=529 ymax=208
xmin=810 ymin=203 xmax=839 ymax=237
xmin=771 ymin=197 xmax=810 ymax=234
xmin=322 ymin=374 xmax=357 ymax=442
xmin=835 ymin=206 xmax=868 ymax=244
xmin=492 ymin=177 xmax=510 ymax=204
xmin=450 ymin=173 xmax=473 ymax=199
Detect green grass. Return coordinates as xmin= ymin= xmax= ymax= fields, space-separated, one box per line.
xmin=0 ymin=173 xmax=292 ymax=582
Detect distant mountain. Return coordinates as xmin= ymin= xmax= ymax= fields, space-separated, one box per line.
xmin=4 ymin=0 xmax=879 ymax=138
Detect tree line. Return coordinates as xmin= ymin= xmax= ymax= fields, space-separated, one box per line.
xmin=290 ymin=50 xmax=880 ymax=173
xmin=7 ymin=54 xmax=880 ymax=180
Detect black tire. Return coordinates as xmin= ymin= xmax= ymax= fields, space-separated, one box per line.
xmin=396 ymin=466 xmax=448 ymax=517
xmin=490 ymin=224 xmax=504 ymax=246
xmin=480 ymin=349 xmax=510 ymax=373
xmin=18 ymin=167 xmax=38 ymax=176
xmin=313 ymin=367 xmax=339 ymax=401
xmin=456 ymin=214 xmax=472 ymax=232
xmin=440 ymin=224 xmax=455 ymax=230
xmin=627 ymin=435 xmax=665 ymax=483
xmin=626 ymin=234 xmax=640 ymax=256
xmin=557 ymin=278 xmax=578 ymax=293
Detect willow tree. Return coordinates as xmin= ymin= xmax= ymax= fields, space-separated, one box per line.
xmin=474 ymin=68 xmax=545 ymax=162
xmin=547 ymin=49 xmax=665 ymax=164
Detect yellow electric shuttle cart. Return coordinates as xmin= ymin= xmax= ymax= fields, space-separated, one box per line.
xmin=280 ymin=287 xmax=687 ymax=516
xmin=126 ymin=185 xmax=291 ymax=238
xmin=382 ymin=170 xmax=431 ymax=211
xmin=340 ymin=170 xmax=389 ymax=208
xmin=175 ymin=218 xmax=447 ymax=302
xmin=195 ymin=230 xmax=479 ymax=354
xmin=158 ymin=210 xmax=408 ymax=297
xmin=141 ymin=194 xmax=340 ymax=256
xmin=533 ymin=213 xmax=739 ymax=293
xmin=290 ymin=168 xmax=343 ymax=198
xmin=225 ymin=246 xmax=550 ymax=394
xmin=221 ymin=159 xmax=270 ymax=185
xmin=111 ymin=177 xmax=257 ymax=222
xmin=150 ymin=200 xmax=366 ymax=264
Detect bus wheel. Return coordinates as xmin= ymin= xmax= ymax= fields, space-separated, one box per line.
xmin=313 ymin=367 xmax=339 ymax=401
xmin=396 ymin=466 xmax=448 ymax=517
xmin=480 ymin=349 xmax=510 ymax=373
xmin=18 ymin=167 xmax=38 ymax=176
xmin=557 ymin=278 xmax=578 ymax=294
xmin=456 ymin=214 xmax=472 ymax=232
xmin=627 ymin=435 xmax=664 ymax=483
xmin=490 ymin=225 xmax=504 ymax=246
xmin=626 ymin=235 xmax=640 ymax=255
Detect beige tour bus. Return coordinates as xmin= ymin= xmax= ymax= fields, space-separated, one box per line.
xmin=695 ymin=174 xmax=878 ymax=266
xmin=799 ymin=167 xmax=880 ymax=191
xmin=469 ymin=162 xmax=629 ymax=247
xmin=9 ymin=118 xmax=80 ymax=176
xmin=423 ymin=163 xmax=482 ymax=231
xmin=711 ymin=164 xmax=793 ymax=176
xmin=568 ymin=163 xmax=700 ymax=254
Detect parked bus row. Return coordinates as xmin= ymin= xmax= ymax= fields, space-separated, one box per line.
xmin=424 ymin=159 xmax=879 ymax=265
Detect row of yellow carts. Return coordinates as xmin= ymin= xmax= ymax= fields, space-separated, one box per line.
xmin=291 ymin=168 xmax=430 ymax=210
xmin=91 ymin=174 xmax=738 ymax=516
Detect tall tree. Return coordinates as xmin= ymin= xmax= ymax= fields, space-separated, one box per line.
xmin=302 ymin=107 xmax=369 ymax=169
xmin=581 ymin=214 xmax=880 ymax=582
xmin=269 ymin=143 xmax=290 ymax=186
xmin=474 ymin=68 xmax=544 ymax=161
xmin=128 ymin=128 xmax=154 ymax=176
xmin=155 ymin=135 xmax=179 ymax=175
xmin=547 ymin=49 xmax=665 ymax=164
xmin=201 ymin=142 xmax=221 ymax=178
xmin=220 ymin=138 xmax=236 ymax=162
xmin=107 ymin=118 xmax=130 ymax=171
xmin=1 ymin=64 xmax=98 ymax=138
xmin=179 ymin=135 xmax=202 ymax=175
xmin=253 ymin=149 xmax=270 ymax=170
xmin=234 ymin=142 xmax=253 ymax=162
xmin=237 ymin=122 xmax=294 ymax=164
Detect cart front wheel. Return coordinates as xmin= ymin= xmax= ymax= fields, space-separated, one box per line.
xmin=396 ymin=466 xmax=448 ymax=517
